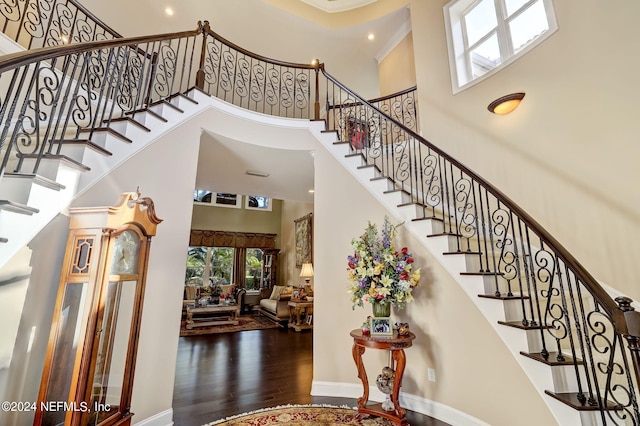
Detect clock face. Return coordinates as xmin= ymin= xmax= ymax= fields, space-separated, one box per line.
xmin=111 ymin=230 xmax=140 ymax=275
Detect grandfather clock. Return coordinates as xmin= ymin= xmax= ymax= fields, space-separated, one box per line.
xmin=35 ymin=191 xmax=162 ymax=426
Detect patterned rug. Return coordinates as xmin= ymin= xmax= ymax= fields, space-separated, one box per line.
xmin=179 ymin=313 xmax=279 ymax=336
xmin=203 ymin=404 xmax=393 ymax=425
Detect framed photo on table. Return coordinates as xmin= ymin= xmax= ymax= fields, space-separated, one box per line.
xmin=347 ymin=117 xmax=369 ymax=150
xmin=370 ymin=317 xmax=393 ymax=336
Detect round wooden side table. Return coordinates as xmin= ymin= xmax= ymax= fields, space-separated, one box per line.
xmin=350 ymin=329 xmax=416 ymax=426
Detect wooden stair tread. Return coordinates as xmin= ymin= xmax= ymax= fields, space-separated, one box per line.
xmin=0 ymin=200 xmax=39 ymax=215
xmin=125 ymin=107 xmax=169 ymax=123
xmin=427 ymin=232 xmax=463 ymax=238
xmin=461 ymin=271 xmax=504 ymax=276
xmin=148 ymin=98 xmax=184 ymax=113
xmin=18 ymin=154 xmax=91 ymax=172
xmin=544 ymin=391 xmax=621 ymax=411
xmin=370 ymin=176 xmax=392 ymax=182
xmin=51 ymin=139 xmax=113 ymax=156
xmin=3 ymin=173 xmax=65 ymax=191
xmin=520 ymin=351 xmax=582 ymax=366
xmin=411 ymin=216 xmax=444 ymax=223
xmin=78 ymin=127 xmax=132 ymax=143
xmin=478 ymin=294 xmax=529 ymax=300
xmin=175 ymin=92 xmax=199 ymax=105
xmin=443 ymin=250 xmax=481 ymax=255
xmin=108 ymin=116 xmax=151 ymax=132
xmin=498 ymin=320 xmax=552 ymax=330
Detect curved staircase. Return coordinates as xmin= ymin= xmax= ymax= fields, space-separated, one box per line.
xmin=0 ymin=4 xmax=638 ymax=426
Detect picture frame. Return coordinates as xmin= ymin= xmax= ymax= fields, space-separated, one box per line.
xmin=306 ymin=314 xmax=313 ymax=325
xmin=370 ymin=317 xmax=393 ymax=336
xmin=292 ymin=289 xmax=301 ymax=300
xmin=294 ymin=213 xmax=313 ymax=268
xmin=347 ymin=117 xmax=369 ymax=150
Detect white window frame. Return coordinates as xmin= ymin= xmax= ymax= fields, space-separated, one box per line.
xmin=444 ymin=0 xmax=558 ymax=93
xmin=244 ymin=195 xmax=272 ymax=211
xmin=193 ymin=190 xmax=242 ymax=209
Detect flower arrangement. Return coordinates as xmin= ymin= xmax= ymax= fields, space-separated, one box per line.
xmin=347 ymin=216 xmax=421 ymax=310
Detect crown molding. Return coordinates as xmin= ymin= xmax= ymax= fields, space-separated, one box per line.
xmin=375 ymin=15 xmax=411 ymax=64
xmin=300 ymin=0 xmax=377 ymax=13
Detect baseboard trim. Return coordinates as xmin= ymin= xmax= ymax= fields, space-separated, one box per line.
xmin=132 ymin=408 xmax=173 ymax=426
xmin=311 ymin=381 xmax=490 ymax=426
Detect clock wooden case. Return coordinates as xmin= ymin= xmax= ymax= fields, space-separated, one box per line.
xmin=35 ymin=192 xmax=162 ymax=426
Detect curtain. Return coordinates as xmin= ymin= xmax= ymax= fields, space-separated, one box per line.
xmin=233 ymin=247 xmax=247 ymax=289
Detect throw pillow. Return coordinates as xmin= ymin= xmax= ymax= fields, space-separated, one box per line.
xmin=269 ymin=285 xmax=286 ymax=300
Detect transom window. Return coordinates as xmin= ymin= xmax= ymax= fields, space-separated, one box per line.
xmin=444 ymin=0 xmax=557 ymax=92
xmin=245 ymin=195 xmax=271 ymax=211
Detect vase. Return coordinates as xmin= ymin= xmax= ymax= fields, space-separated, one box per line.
xmin=372 ymin=301 xmax=391 ymax=318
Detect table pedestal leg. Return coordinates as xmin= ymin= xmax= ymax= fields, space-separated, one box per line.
xmin=352 ymin=343 xmax=368 ymax=408
xmin=390 ymin=349 xmax=407 ymax=420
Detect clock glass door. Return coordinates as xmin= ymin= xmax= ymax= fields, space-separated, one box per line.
xmin=85 ymin=230 xmax=141 ymax=424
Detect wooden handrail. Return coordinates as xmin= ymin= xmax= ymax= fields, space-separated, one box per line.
xmin=322 ymin=68 xmax=625 ymax=333
xmin=0 ymin=26 xmax=202 ymax=73
xmin=201 ymin=21 xmax=320 ymax=71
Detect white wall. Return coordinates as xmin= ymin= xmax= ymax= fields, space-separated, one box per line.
xmin=409 ymin=0 xmax=640 ymax=300
xmin=71 ymin=116 xmax=202 ymax=422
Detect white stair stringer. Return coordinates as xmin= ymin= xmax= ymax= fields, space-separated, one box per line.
xmin=317 ymin=137 xmax=590 ymax=426
xmin=0 ymin=90 xmax=212 ymax=268
xmin=0 ymin=158 xmax=82 ymax=265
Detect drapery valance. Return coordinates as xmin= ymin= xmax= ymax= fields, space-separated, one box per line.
xmin=189 ymin=230 xmax=277 ymax=249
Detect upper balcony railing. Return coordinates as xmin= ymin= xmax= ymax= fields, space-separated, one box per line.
xmin=0 ymin=15 xmax=638 ymax=425
xmin=0 ymin=0 xmax=121 ymax=50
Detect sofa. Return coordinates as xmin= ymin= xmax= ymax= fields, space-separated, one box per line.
xmin=258 ymin=285 xmax=293 ymax=323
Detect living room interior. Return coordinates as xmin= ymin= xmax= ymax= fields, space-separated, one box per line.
xmin=0 ymin=1 xmax=639 ymax=426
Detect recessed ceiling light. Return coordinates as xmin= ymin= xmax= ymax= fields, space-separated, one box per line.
xmin=165 ymin=7 xmax=174 ymax=16
xmin=367 ymin=33 xmax=375 ymax=41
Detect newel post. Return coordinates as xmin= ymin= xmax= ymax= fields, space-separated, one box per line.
xmin=616 ymin=297 xmax=640 ymax=401
xmin=196 ymin=20 xmax=210 ymax=90
xmin=313 ymin=59 xmax=321 ymax=120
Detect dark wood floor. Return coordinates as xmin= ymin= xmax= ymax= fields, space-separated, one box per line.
xmin=172 ymin=325 xmax=450 ymax=425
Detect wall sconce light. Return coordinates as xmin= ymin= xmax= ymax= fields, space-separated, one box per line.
xmin=487 ymin=92 xmax=525 ymax=115
xmin=299 ymin=262 xmax=314 ymax=285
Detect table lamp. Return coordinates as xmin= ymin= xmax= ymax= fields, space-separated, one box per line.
xmin=299 ymin=262 xmax=314 ymax=285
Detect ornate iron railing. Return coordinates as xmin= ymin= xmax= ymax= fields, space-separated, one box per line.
xmin=0 ymin=15 xmax=638 ymax=425
xmin=323 ymin=70 xmax=640 ymax=424
xmin=0 ymin=0 xmax=121 ymax=50
xmin=0 ymin=24 xmax=201 ymax=179
xmin=368 ymin=86 xmax=418 ymax=133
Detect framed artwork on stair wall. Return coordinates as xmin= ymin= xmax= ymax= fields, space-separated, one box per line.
xmin=294 ymin=213 xmax=312 ymax=268
xmin=347 ymin=117 xmax=369 ymax=150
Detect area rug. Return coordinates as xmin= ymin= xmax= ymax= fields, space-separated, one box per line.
xmin=203 ymin=404 xmax=393 ymax=425
xmin=179 ymin=313 xmax=279 ymax=336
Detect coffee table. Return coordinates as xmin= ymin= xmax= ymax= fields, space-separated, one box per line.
xmin=186 ymin=304 xmax=240 ymax=329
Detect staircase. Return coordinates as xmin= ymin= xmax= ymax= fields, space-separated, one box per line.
xmin=0 ymin=4 xmax=638 ymax=426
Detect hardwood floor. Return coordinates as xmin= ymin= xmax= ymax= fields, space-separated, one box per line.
xmin=172 ymin=325 xmax=450 ymax=425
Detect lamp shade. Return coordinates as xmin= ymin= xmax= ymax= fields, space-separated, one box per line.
xmin=299 ymin=263 xmax=314 ymax=278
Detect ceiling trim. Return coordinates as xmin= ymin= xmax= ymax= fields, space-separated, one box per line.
xmin=375 ymin=16 xmax=411 ymax=64
xmin=300 ymin=0 xmax=378 ymax=13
